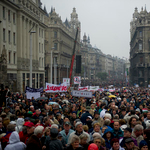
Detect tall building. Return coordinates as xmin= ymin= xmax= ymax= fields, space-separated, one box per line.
xmin=0 ymin=0 xmax=47 ymax=92
xmin=130 ymin=7 xmax=150 ymax=87
xmin=45 ymin=8 xmax=81 ymax=84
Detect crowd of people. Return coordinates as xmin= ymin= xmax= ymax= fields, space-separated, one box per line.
xmin=0 ymin=86 xmax=150 ymax=150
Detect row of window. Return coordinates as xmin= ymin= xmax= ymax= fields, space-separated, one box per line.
xmin=8 ymin=51 xmax=16 ymax=64
xmin=3 ymin=29 xmax=16 ymax=44
xmin=3 ymin=7 xmax=16 ymax=24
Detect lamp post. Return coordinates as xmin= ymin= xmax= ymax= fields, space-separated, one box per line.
xmin=51 ymin=47 xmax=55 ymax=83
xmin=29 ymin=30 xmax=36 ymax=88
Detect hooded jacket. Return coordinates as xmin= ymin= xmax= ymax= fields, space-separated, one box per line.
xmin=103 ymin=128 xmax=114 ymax=149
xmin=4 ymin=131 xmax=26 ymax=150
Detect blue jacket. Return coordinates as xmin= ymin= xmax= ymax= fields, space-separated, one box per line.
xmin=103 ymin=128 xmax=114 ymax=149
xmin=60 ymin=129 xmax=74 ymax=144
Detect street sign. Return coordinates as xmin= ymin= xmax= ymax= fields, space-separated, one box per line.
xmin=74 ymin=76 xmax=81 ymax=84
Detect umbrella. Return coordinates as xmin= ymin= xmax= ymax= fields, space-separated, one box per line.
xmin=48 ymin=102 xmax=61 ymax=108
xmin=108 ymin=95 xmax=116 ymax=98
xmin=36 ymin=97 xmax=48 ymax=100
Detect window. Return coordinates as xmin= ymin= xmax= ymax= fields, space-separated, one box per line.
xmin=9 ymin=51 xmax=11 ymax=64
xmin=42 ymin=44 xmax=43 ymax=53
xmin=13 ymin=13 xmax=15 ymax=24
xmin=8 ymin=31 xmax=11 ymax=43
xmin=14 ymin=52 xmax=16 ymax=64
xmin=54 ymin=31 xmax=57 ymax=38
xmin=8 ymin=10 xmax=11 ymax=21
xmin=3 ymin=7 xmax=5 ymax=19
xmin=54 ymin=21 xmax=57 ymax=24
xmin=39 ymin=43 xmax=40 ymax=52
xmin=3 ymin=28 xmax=5 ymax=42
xmin=139 ymin=31 xmax=142 ymax=37
xmin=13 ymin=32 xmax=15 ymax=45
xmin=139 ymin=43 xmax=142 ymax=50
xmin=39 ymin=57 xmax=41 ymax=67
xmin=42 ymin=58 xmax=43 ymax=67
xmin=54 ymin=43 xmax=57 ymax=50
xmin=42 ymin=29 xmax=43 ymax=38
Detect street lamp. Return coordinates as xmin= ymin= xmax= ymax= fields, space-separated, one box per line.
xmin=51 ymin=47 xmax=55 ymax=83
xmin=29 ymin=26 xmax=36 ymax=88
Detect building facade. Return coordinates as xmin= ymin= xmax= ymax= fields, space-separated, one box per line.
xmin=45 ymin=8 xmax=81 ymax=84
xmin=130 ymin=7 xmax=150 ymax=87
xmin=0 ymin=0 xmax=47 ymax=92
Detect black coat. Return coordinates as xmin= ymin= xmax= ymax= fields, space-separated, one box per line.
xmin=49 ymin=138 xmax=63 ymax=150
xmin=26 ymin=134 xmax=42 ymax=150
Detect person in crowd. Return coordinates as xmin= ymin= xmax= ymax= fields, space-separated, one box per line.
xmin=103 ymin=128 xmax=114 ymax=149
xmin=112 ymin=121 xmax=124 ymax=139
xmin=110 ymin=138 xmax=125 ymax=150
xmin=59 ymin=121 xmax=74 ymax=145
xmin=131 ymin=124 xmax=144 ymax=146
xmin=79 ymin=133 xmax=89 ymax=150
xmin=129 ymin=117 xmax=138 ymax=130
xmin=1 ymin=124 xmax=15 ymax=150
xmin=93 ymin=136 xmax=106 ymax=150
xmin=64 ymin=135 xmax=83 ymax=150
xmin=25 ymin=122 xmax=35 ymax=144
xmin=49 ymin=128 xmax=63 ymax=150
xmin=143 ymin=129 xmax=150 ymax=149
xmin=123 ymin=138 xmax=139 ymax=150
xmin=4 ymin=131 xmax=26 ymax=150
xmin=26 ymin=126 xmax=44 ymax=150
xmin=139 ymin=140 xmax=148 ymax=150
xmin=144 ymin=111 xmax=150 ymax=122
xmin=89 ymin=123 xmax=101 ymax=141
xmin=68 ymin=121 xmax=90 ymax=144
xmin=41 ymin=127 xmax=50 ymax=146
xmin=93 ymin=111 xmax=104 ymax=128
xmin=119 ymin=127 xmax=138 ymax=147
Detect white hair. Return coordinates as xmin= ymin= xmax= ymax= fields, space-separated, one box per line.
xmin=30 ymin=105 xmax=34 ymax=108
xmin=51 ymin=124 xmax=58 ymax=129
xmin=34 ymin=126 xmax=44 ymax=135
xmin=133 ymin=124 xmax=143 ymax=132
xmin=104 ymin=113 xmax=112 ymax=119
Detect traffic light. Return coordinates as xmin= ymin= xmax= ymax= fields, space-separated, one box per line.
xmin=76 ymin=55 xmax=81 ymax=73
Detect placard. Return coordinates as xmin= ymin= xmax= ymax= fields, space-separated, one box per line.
xmin=72 ymin=90 xmax=92 ymax=98
xmin=74 ymin=76 xmax=81 ymax=84
xmin=26 ymin=92 xmax=40 ymax=99
xmin=78 ymin=86 xmax=88 ymax=91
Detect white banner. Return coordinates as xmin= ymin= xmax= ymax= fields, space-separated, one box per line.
xmin=74 ymin=76 xmax=81 ymax=84
xmin=45 ymin=83 xmax=67 ymax=93
xmin=78 ymin=86 xmax=88 ymax=91
xmin=72 ymin=90 xmax=92 ymax=98
xmin=26 ymin=92 xmax=40 ymax=99
xmin=89 ymin=86 xmax=99 ymax=91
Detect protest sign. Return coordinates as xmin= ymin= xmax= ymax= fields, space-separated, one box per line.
xmin=45 ymin=83 xmax=67 ymax=93
xmin=72 ymin=90 xmax=92 ymax=98
xmin=78 ymin=86 xmax=88 ymax=91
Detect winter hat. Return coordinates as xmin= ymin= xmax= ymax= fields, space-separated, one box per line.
xmin=139 ymin=140 xmax=148 ymax=149
xmin=135 ymin=108 xmax=141 ymax=113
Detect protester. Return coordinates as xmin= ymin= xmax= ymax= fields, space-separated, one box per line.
xmin=4 ymin=131 xmax=26 ymax=150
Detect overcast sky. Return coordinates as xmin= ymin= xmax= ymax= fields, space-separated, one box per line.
xmin=41 ymin=0 xmax=150 ymax=59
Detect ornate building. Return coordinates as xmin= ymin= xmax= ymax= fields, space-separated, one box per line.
xmin=0 ymin=0 xmax=47 ymax=92
xmin=45 ymin=7 xmax=81 ymax=84
xmin=130 ymin=7 xmax=150 ymax=87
